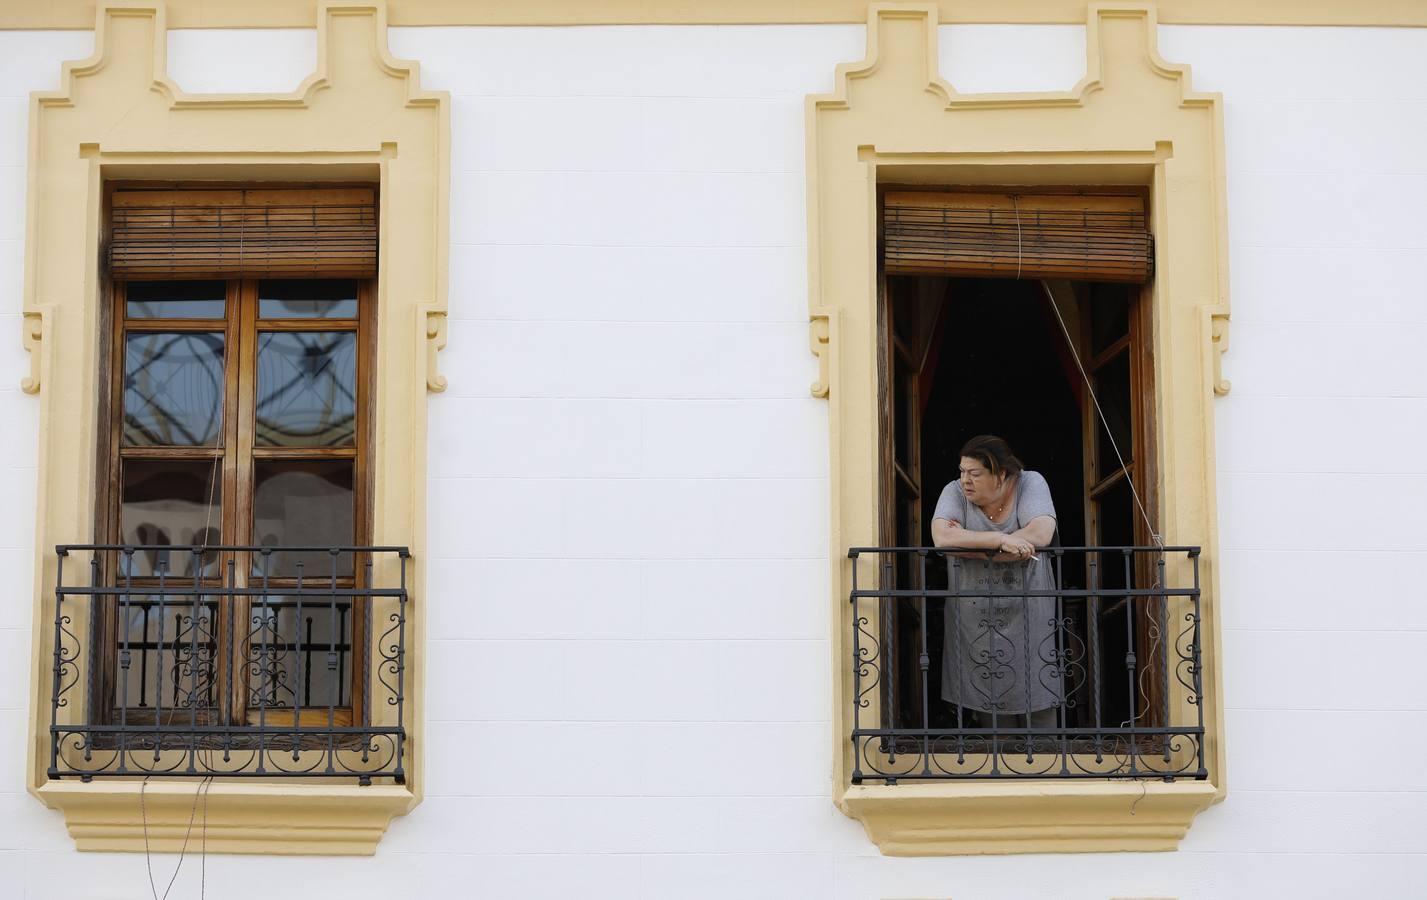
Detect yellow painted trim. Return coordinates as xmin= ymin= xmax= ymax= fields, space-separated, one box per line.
xmin=21 ymin=1 xmax=449 ymax=854
xmin=809 ymin=4 xmax=1228 ymax=855
xmin=845 ymin=781 xmax=1219 ymax=855
xmin=37 ymin=781 xmax=415 ymax=854
xmin=2 ymin=0 xmax=1427 ymax=28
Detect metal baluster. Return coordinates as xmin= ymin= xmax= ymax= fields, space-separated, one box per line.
xmin=1022 ymin=555 xmax=1033 ymax=763
xmin=326 ymin=547 xmax=339 ymax=773
xmin=119 ymin=549 xmax=134 ymax=773
xmin=950 ymin=556 xmax=965 ymax=765
xmin=1053 ymin=548 xmax=1068 ymax=775
xmin=849 ymin=550 xmax=862 ymax=783
xmin=86 ymin=553 xmax=99 ymax=762
xmin=1158 ymin=551 xmax=1171 ymax=764
xmin=362 ymin=555 xmax=373 ymax=768
xmin=293 ymin=559 xmax=305 ymax=760
xmin=257 ymin=548 xmax=271 ymax=774
xmin=881 ymin=557 xmax=895 ymax=767
xmin=338 ymin=604 xmax=349 ymax=707
xmin=916 ymin=549 xmax=930 ymax=776
xmin=303 ymin=617 xmax=314 ymax=708
xmin=154 ymin=556 xmax=167 ymax=761
xmin=49 ymin=549 xmax=67 ymax=777
xmin=1088 ymin=549 xmax=1102 ymax=764
xmin=223 ymin=557 xmax=235 ymax=765
xmin=187 ymin=548 xmax=201 ymax=774
xmin=394 ymin=551 xmax=409 ymax=783
xmin=1191 ymin=550 xmax=1206 ymax=777
xmin=1123 ymin=549 xmax=1138 ymax=775
xmin=989 ymin=553 xmax=1001 ymax=777
xmin=138 ymin=602 xmax=149 ymax=709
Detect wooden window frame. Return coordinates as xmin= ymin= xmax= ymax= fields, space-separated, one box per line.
xmin=874 ymin=204 xmax=1165 ymax=741
xmin=93 ymin=182 xmax=379 ymax=735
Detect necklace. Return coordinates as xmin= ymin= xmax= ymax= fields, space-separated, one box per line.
xmin=980 ymin=479 xmax=1014 ymax=521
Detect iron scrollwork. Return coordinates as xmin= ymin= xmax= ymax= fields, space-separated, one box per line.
xmin=847 ymin=545 xmax=1207 ymax=784
xmin=48 ymin=544 xmax=410 ymax=784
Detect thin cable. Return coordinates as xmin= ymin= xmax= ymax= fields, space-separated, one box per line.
xmin=141 ymin=777 xmax=157 ymax=900
xmin=1038 ymin=279 xmax=1167 ymax=726
xmin=1129 ymin=776 xmax=1148 ymax=816
xmin=200 ymin=776 xmax=212 ymax=899
xmin=140 ymin=775 xmax=205 ymax=900
xmin=1038 ymin=280 xmax=1161 ymax=546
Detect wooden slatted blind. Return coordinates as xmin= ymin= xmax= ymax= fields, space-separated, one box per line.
xmin=883 ymin=191 xmax=1153 ymax=284
xmin=109 ymin=188 xmax=378 ymax=280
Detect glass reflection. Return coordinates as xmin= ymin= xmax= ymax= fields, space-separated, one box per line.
xmin=252 ymin=460 xmax=354 ymax=577
xmin=259 ymin=279 xmax=359 ymax=319
xmin=117 ymin=598 xmax=219 ymax=715
xmin=1090 ymin=283 xmax=1130 ymax=356
xmin=1094 ymin=351 xmax=1134 ymax=479
xmin=124 ymin=331 xmax=225 ymax=447
xmin=120 ymin=459 xmax=222 ymax=578
xmin=246 ymin=596 xmax=353 ymax=711
xmin=126 ymin=280 xmax=226 ymax=319
xmin=255 ymin=332 xmax=356 ymax=447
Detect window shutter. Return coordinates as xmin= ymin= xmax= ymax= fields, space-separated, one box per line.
xmin=883 ymin=191 xmax=1153 ymax=284
xmin=108 ymin=188 xmax=378 ymax=280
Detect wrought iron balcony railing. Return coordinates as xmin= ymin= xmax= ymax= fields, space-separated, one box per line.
xmin=48 ymin=544 xmax=409 ymax=783
xmin=847 ymin=545 xmax=1206 ymax=783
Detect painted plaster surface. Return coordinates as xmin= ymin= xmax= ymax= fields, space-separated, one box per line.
xmin=1 ymin=20 xmax=1425 ymax=898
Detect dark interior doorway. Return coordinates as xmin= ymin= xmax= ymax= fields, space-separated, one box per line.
xmin=881 ymin=274 xmax=1152 ymax=732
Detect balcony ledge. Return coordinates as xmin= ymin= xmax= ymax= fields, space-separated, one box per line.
xmin=35 ymin=779 xmax=416 ymax=855
xmin=840 ymin=779 xmax=1220 ymax=856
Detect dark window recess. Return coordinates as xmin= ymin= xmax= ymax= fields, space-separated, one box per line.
xmin=870 ymin=263 xmax=1198 ymax=783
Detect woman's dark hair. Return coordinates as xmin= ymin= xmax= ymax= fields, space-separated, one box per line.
xmin=959 ymin=434 xmax=1024 ymax=479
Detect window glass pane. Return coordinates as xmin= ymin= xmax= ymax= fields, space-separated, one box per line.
xmin=1089 ymin=283 xmax=1130 ymax=356
xmin=255 ymin=332 xmax=357 ymax=447
xmin=259 ymin=279 xmax=359 ymax=319
xmin=246 ymin=596 xmax=353 ymax=712
xmin=252 ymin=460 xmax=354 ymax=577
xmin=126 ymin=281 xmax=226 ymax=319
xmin=120 ymin=459 xmax=223 ymax=578
xmin=123 ymin=332 xmax=225 ymax=447
xmin=1093 ymin=351 xmax=1133 ymax=480
xmin=116 ymin=597 xmax=219 ymax=715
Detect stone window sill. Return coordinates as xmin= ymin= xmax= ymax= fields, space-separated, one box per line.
xmin=841 ymin=780 xmax=1220 ymax=855
xmin=35 ymin=780 xmax=416 ymax=855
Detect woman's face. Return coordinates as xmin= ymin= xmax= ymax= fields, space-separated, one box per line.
xmin=959 ymin=455 xmax=1001 ymax=504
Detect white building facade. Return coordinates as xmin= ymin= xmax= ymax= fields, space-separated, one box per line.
xmin=0 ymin=2 xmax=1424 ymax=897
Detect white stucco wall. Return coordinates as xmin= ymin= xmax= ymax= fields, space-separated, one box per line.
xmin=0 ymin=21 xmax=1424 ymax=899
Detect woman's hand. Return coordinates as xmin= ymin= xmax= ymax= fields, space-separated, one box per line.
xmin=998 ymin=535 xmax=1035 ymax=560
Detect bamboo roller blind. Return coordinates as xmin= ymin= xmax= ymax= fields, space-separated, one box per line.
xmin=883 ymin=191 xmax=1154 ymax=284
xmin=109 ymin=188 xmax=378 ymax=280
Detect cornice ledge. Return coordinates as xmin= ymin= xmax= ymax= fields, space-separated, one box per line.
xmin=36 ymin=780 xmax=416 ymax=855
xmin=841 ymin=780 xmax=1218 ymax=856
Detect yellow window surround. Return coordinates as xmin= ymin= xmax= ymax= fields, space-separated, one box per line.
xmin=807 ymin=4 xmax=1229 ymax=854
xmin=21 ymin=1 xmax=449 ymax=854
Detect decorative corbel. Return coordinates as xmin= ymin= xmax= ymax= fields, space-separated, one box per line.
xmin=1209 ymin=308 xmax=1230 ymax=396
xmin=810 ymin=309 xmax=835 ymax=399
xmin=425 ymin=309 xmax=448 ymax=392
xmin=21 ymin=310 xmax=44 ymax=395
